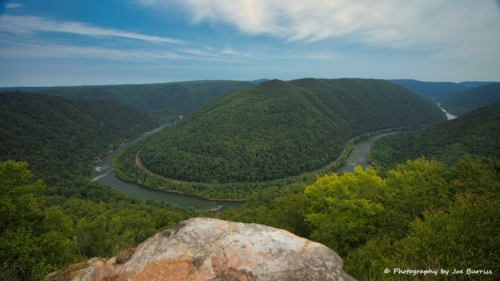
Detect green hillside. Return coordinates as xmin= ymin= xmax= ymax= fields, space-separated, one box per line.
xmin=437 ymin=82 xmax=500 ymax=115
xmin=369 ymin=102 xmax=500 ymax=173
xmin=0 ymin=90 xmax=210 ymax=280
xmin=389 ymin=79 xmax=471 ymax=100
xmin=132 ymin=78 xmax=444 ymax=184
xmin=37 ymin=80 xmax=255 ymax=116
xmin=0 ymin=91 xmax=157 ymax=184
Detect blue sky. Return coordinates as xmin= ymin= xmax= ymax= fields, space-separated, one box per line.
xmin=0 ymin=0 xmax=499 ymax=86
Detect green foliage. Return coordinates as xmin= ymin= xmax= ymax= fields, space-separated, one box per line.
xmin=304 ymin=167 xmax=388 ymax=256
xmin=0 ymin=91 xmax=157 ymax=185
xmin=390 ymin=79 xmax=471 ymax=100
xmin=437 ymin=82 xmax=500 ymax=115
xmin=223 ymin=156 xmax=500 ymax=280
xmin=0 ymin=161 xmax=44 ymax=229
xmin=370 ymin=102 xmax=500 ymax=173
xmin=37 ymin=80 xmax=255 ymax=116
xmin=0 ymin=160 xmax=209 ymax=281
xmin=398 ymin=193 xmax=500 ymax=273
xmin=0 ymin=91 xmax=212 ymax=280
xmin=133 ymin=78 xmax=443 ymax=185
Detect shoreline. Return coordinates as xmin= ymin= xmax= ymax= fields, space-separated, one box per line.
xmin=89 ymin=123 xmax=166 ymax=170
xmin=123 ymin=127 xmax=410 ymax=200
xmin=114 ymin=173 xmax=246 ymax=202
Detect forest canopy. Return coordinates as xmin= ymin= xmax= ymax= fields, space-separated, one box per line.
xmin=134 ymin=78 xmax=444 ymax=184
xmin=369 ymin=102 xmax=500 ymax=174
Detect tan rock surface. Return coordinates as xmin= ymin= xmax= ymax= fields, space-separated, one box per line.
xmin=51 ymin=218 xmax=355 ymax=281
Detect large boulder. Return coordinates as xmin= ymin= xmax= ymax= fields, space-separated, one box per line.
xmin=50 ymin=218 xmax=355 ymax=281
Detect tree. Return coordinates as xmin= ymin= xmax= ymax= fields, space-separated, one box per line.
xmin=304 ymin=166 xmax=387 ymax=256
xmin=0 ymin=161 xmax=47 ymax=280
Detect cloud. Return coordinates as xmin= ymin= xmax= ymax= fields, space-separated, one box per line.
xmin=0 ymin=15 xmax=186 ymax=44
xmin=0 ymin=39 xmax=252 ymax=63
xmin=5 ymin=3 xmax=23 ymax=9
xmin=136 ymin=0 xmax=500 ymax=60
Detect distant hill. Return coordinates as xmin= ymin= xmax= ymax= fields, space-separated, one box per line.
xmin=458 ymin=81 xmax=494 ymax=88
xmin=389 ymin=79 xmax=471 ymax=100
xmin=369 ymin=102 xmax=500 ymax=173
xmin=0 ymin=91 xmax=157 ymax=183
xmin=390 ymin=79 xmax=495 ymax=100
xmin=134 ymin=78 xmax=444 ymax=184
xmin=437 ymin=82 xmax=500 ymax=115
xmin=36 ymin=80 xmax=256 ymax=116
xmin=250 ymin=78 xmax=270 ymax=85
xmin=0 ymin=86 xmax=49 ymax=92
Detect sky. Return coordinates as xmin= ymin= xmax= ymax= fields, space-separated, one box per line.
xmin=0 ymin=0 xmax=499 ymax=86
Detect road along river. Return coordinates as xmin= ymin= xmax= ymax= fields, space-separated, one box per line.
xmin=91 ymin=104 xmax=455 ymax=209
xmin=89 ymin=123 xmax=244 ymax=211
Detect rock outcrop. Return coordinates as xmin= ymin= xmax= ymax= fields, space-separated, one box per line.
xmin=49 ymin=218 xmax=355 ymax=281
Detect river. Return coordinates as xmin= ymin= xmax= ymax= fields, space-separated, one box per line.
xmin=90 ymin=104 xmax=456 ymax=209
xmin=333 ymin=103 xmax=457 ymax=174
xmin=89 ymin=123 xmax=244 ymax=211
xmin=333 ymin=131 xmax=401 ymax=174
xmin=436 ymin=102 xmax=458 ymax=120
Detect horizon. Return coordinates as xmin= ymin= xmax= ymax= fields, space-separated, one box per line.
xmin=1 ymin=0 xmax=500 ymax=87
xmin=1 ymin=78 xmax=499 ymax=89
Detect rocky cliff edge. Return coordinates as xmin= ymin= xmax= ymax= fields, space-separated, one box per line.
xmin=47 ymin=218 xmax=355 ymax=281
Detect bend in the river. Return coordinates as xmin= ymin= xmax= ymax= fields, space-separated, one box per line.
xmin=89 ymin=103 xmax=456 ymax=209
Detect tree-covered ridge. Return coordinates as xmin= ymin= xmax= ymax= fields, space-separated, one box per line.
xmin=221 ymin=156 xmax=500 ymax=281
xmin=135 ymin=78 xmax=444 ymax=184
xmin=389 ymin=79 xmax=472 ymax=100
xmin=369 ymin=102 xmax=500 ymax=173
xmin=37 ymin=80 xmax=256 ymax=116
xmin=437 ymin=82 xmax=500 ymax=115
xmin=0 ymin=91 xmax=157 ymax=184
xmin=0 ymin=160 xmax=209 ymax=281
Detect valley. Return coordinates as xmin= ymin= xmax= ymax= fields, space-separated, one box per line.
xmin=3 ymin=2 xmax=500 ymax=280
xmin=2 ymin=78 xmax=499 ymax=281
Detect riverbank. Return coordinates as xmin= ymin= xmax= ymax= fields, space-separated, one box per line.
xmin=122 ymin=126 xmax=417 ymax=201
xmin=88 ymin=125 xmax=163 ymax=171
xmin=114 ymin=173 xmax=246 ymax=202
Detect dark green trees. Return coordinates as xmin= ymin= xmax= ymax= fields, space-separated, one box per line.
xmin=136 ymin=78 xmax=444 ymax=184
xmin=369 ymin=102 xmax=500 ymax=173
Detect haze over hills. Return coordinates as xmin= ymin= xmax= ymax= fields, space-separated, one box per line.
xmin=436 ymin=82 xmax=500 ymax=116
xmin=134 ymin=78 xmax=444 ymax=184
xmin=389 ymin=79 xmax=493 ymax=100
xmin=369 ymin=101 xmax=500 ymax=173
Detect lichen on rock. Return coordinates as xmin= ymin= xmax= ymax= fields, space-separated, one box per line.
xmin=47 ymin=218 xmax=355 ymax=281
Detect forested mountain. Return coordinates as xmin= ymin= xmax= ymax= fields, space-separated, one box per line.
xmin=0 ymin=86 xmax=49 ymax=92
xmin=37 ymin=80 xmax=255 ymax=116
xmin=369 ymin=102 xmax=500 ymax=173
xmin=133 ymin=78 xmax=444 ymax=184
xmin=0 ymin=91 xmax=157 ymax=184
xmin=0 ymin=92 xmax=210 ymax=280
xmin=389 ymin=79 xmax=471 ymax=100
xmin=437 ymin=82 xmax=500 ymax=115
xmin=221 ymin=156 xmax=500 ymax=281
xmin=459 ymin=81 xmax=494 ymax=88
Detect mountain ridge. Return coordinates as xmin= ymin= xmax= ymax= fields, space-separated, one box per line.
xmin=134 ymin=78 xmax=444 ymax=184
xmin=369 ymin=101 xmax=500 ymax=173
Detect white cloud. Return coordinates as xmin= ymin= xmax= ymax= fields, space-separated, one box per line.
xmin=5 ymin=3 xmax=23 ymax=9
xmin=0 ymin=15 xmax=186 ymax=44
xmin=0 ymin=39 xmax=250 ymax=63
xmin=136 ymin=0 xmax=500 ymax=61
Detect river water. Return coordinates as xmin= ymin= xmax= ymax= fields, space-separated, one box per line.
xmin=332 ymin=132 xmax=401 ymax=174
xmin=333 ymin=103 xmax=456 ymax=174
xmin=436 ymin=102 xmax=458 ymax=120
xmin=89 ymin=123 xmax=244 ymax=211
xmin=90 ymin=104 xmax=455 ymax=209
